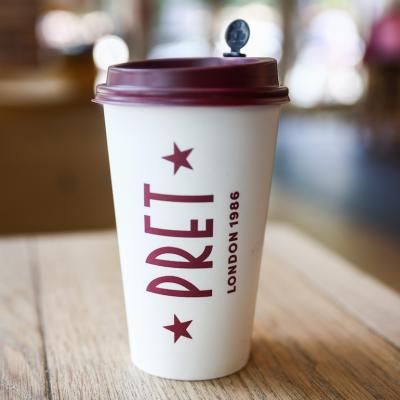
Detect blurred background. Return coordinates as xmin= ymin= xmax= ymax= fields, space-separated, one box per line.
xmin=0 ymin=0 xmax=399 ymax=290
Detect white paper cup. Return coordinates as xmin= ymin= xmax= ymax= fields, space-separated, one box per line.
xmin=95 ymin=57 xmax=289 ymax=380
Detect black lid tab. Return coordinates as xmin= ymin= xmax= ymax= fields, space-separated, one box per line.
xmin=223 ymin=19 xmax=250 ymax=58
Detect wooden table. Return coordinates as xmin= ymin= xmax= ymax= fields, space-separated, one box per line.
xmin=1 ymin=223 xmax=399 ymax=399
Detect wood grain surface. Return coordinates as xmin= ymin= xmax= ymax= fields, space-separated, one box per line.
xmin=0 ymin=238 xmax=47 ymax=400
xmin=0 ymin=224 xmax=399 ymax=399
xmin=266 ymin=224 xmax=400 ymax=348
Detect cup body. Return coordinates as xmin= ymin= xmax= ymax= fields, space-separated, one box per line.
xmin=103 ymin=103 xmax=281 ymax=380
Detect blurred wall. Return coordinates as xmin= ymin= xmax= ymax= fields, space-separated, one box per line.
xmin=0 ymin=0 xmax=38 ymax=67
xmin=0 ymin=101 xmax=114 ymax=234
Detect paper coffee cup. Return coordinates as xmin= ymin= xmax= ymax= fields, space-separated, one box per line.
xmin=94 ymin=57 xmax=289 ymax=380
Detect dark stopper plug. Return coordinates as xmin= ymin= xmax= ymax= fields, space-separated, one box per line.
xmin=223 ymin=19 xmax=250 ymax=58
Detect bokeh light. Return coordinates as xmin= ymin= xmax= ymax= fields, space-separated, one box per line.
xmin=308 ymin=10 xmax=364 ymax=67
xmin=149 ymin=0 xmax=212 ymax=58
xmin=81 ymin=11 xmax=114 ymax=44
xmin=327 ymin=67 xmax=364 ymax=105
xmin=286 ymin=8 xmax=365 ymax=107
xmin=37 ymin=10 xmax=83 ymax=49
xmin=93 ymin=35 xmax=129 ymax=71
xmin=286 ymin=63 xmax=328 ymax=108
xmin=37 ymin=10 xmax=114 ymax=50
xmin=149 ymin=39 xmax=211 ymax=58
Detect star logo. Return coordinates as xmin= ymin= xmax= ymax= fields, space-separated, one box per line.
xmin=162 ymin=142 xmax=193 ymax=174
xmin=163 ymin=314 xmax=193 ymax=343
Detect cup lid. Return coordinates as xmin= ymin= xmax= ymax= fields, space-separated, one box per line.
xmin=93 ymin=57 xmax=289 ymax=106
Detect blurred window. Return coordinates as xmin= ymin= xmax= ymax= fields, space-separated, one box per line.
xmin=286 ymin=0 xmax=391 ymax=108
xmin=149 ymin=0 xmax=213 ymax=58
xmin=6 ymin=0 xmax=394 ymax=107
xmin=149 ymin=0 xmax=391 ymax=108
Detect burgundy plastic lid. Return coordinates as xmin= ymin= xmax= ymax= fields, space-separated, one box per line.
xmin=93 ymin=57 xmax=289 ymax=106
